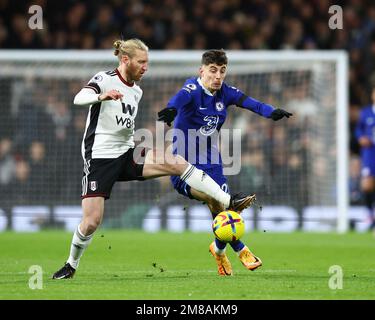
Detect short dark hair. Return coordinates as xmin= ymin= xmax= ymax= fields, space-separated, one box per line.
xmin=201 ymin=49 xmax=228 ymax=66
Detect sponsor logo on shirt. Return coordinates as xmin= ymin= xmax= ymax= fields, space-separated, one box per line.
xmin=199 ymin=115 xmax=219 ymax=135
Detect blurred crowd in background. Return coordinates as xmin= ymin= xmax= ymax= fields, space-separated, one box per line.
xmin=0 ymin=0 xmax=373 ymax=216
xmin=1 ymin=0 xmax=374 ymax=101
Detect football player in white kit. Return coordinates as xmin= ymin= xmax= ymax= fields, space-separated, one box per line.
xmin=52 ymin=39 xmax=255 ymax=279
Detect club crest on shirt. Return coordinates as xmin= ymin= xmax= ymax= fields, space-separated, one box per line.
xmin=90 ymin=181 xmax=98 ymax=191
xmin=216 ymin=102 xmax=224 ymax=111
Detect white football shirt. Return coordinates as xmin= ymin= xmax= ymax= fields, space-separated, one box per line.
xmin=75 ymin=69 xmax=143 ymax=160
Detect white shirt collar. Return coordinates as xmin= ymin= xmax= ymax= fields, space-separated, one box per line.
xmin=197 ymin=77 xmax=214 ymax=96
xmin=372 ymin=104 xmax=375 ymax=114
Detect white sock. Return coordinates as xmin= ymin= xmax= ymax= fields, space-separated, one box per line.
xmin=67 ymin=225 xmax=93 ymax=270
xmin=181 ymin=164 xmax=230 ymax=208
xmin=214 ymin=241 xmax=226 ymax=255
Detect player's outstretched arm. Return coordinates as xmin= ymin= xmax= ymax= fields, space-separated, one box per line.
xmin=270 ymin=108 xmax=293 ymax=121
xmin=232 ymin=87 xmax=292 ymax=120
xmin=98 ymin=90 xmax=123 ymax=101
xmin=73 ymin=89 xmax=123 ymax=106
xmin=157 ymin=107 xmax=177 ymax=126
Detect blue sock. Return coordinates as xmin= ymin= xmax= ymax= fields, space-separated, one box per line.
xmin=215 ymin=238 xmax=227 ymax=250
xmin=230 ymin=240 xmax=245 ymax=252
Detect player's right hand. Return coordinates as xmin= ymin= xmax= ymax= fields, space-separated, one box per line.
xmin=99 ymin=90 xmax=123 ymax=101
xmin=157 ymin=107 xmax=177 ymax=126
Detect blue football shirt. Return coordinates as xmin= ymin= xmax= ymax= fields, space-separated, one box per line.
xmin=167 ymin=77 xmax=275 ymax=173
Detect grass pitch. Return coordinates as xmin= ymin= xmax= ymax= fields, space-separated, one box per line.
xmin=0 ymin=230 xmax=374 ymax=300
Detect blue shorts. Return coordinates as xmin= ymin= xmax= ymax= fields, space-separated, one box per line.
xmin=171 ymin=171 xmax=229 ymax=199
xmin=361 ymin=149 xmax=375 ymax=177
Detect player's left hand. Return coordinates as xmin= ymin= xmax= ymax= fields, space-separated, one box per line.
xmin=157 ymin=107 xmax=177 ymax=126
xmin=270 ymin=108 xmax=293 ymax=121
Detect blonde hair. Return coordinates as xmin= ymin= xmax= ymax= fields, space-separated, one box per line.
xmin=113 ymin=39 xmax=148 ymax=59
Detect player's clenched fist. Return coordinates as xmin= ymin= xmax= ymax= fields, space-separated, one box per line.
xmin=99 ymin=90 xmax=123 ymax=101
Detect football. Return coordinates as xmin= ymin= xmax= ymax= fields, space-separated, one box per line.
xmin=212 ymin=210 xmax=245 ymax=242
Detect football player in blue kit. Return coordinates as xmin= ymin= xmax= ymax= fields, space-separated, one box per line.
xmin=158 ymin=49 xmax=292 ymax=276
xmin=52 ymin=41 xmax=256 ymax=280
xmin=356 ymin=86 xmax=375 ymax=232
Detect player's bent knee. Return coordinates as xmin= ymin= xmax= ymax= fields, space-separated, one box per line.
xmin=169 ymin=163 xmax=187 ymax=175
xmin=163 ymin=153 xmax=184 ymax=166
xmin=157 ymin=160 xmax=186 ymax=176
